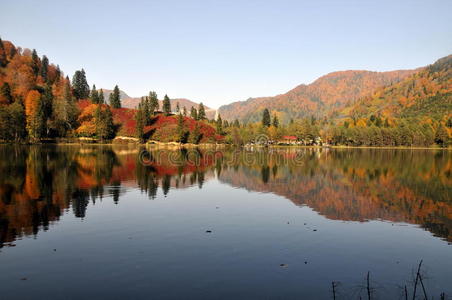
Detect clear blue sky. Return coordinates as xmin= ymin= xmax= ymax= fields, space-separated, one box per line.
xmin=1 ymin=0 xmax=451 ymax=108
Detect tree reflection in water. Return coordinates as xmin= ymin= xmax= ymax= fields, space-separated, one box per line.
xmin=0 ymin=145 xmax=450 ymax=248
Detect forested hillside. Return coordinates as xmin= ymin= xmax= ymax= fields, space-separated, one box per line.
xmin=218 ymin=69 xmax=417 ymax=123
xmin=0 ymin=38 xmax=450 ymax=147
xmin=342 ymin=55 xmax=452 ymax=120
xmin=0 ymin=38 xmax=221 ymax=143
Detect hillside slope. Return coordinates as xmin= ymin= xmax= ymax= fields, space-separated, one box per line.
xmin=342 ymin=55 xmax=452 ymax=120
xmin=218 ymin=69 xmax=417 ymax=123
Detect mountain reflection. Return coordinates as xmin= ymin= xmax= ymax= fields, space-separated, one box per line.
xmin=0 ymin=145 xmax=450 ymax=248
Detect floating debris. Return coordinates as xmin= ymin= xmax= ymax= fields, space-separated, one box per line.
xmin=206 ymin=230 xmax=212 ymax=233
xmin=280 ymin=264 xmax=288 ymax=268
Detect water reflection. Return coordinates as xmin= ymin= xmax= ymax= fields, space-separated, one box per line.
xmin=0 ymin=145 xmax=450 ymax=248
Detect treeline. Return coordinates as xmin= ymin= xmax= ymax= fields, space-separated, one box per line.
xmin=0 ymin=38 xmax=450 ymax=147
xmin=215 ymin=108 xmax=451 ymax=147
xmin=0 ymin=38 xmax=128 ymax=142
xmin=134 ymin=95 xmax=211 ymax=143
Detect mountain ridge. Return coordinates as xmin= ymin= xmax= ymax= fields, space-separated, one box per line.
xmin=218 ymin=69 xmax=420 ymax=123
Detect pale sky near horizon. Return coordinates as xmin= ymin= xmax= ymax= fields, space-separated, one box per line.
xmin=1 ymin=0 xmax=451 ymax=108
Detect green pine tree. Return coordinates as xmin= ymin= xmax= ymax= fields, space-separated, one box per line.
xmin=162 ymin=94 xmax=171 ymax=115
xmin=262 ymin=108 xmax=271 ymax=127
xmin=90 ymin=85 xmax=99 ymax=104
xmin=72 ymin=69 xmax=89 ymax=100
xmin=149 ymin=91 xmax=159 ymax=113
xmin=40 ymin=55 xmax=49 ymax=82
xmin=135 ymin=103 xmax=145 ymax=142
xmin=272 ymin=114 xmax=279 ymax=128
xmin=109 ymin=85 xmax=121 ymax=108
xmin=143 ymin=96 xmax=150 ymax=125
xmin=28 ymin=97 xmax=45 ymax=140
xmin=54 ymin=65 xmax=61 ymax=82
xmin=0 ymin=37 xmax=7 ymax=67
xmin=198 ymin=103 xmax=206 ymax=120
xmin=216 ymin=114 xmax=223 ymax=134
xmin=176 ymin=113 xmax=187 ymax=143
xmin=190 ymin=106 xmax=198 ymax=120
xmin=0 ymin=82 xmax=13 ymax=104
xmin=95 ymin=105 xmax=115 ymax=140
xmin=31 ymin=49 xmax=40 ymax=76
xmin=8 ymin=102 xmax=26 ymax=141
xmin=98 ymin=89 xmax=105 ymax=104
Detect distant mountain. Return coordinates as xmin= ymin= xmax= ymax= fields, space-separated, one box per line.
xmin=341 ymin=55 xmax=452 ymax=120
xmin=167 ymin=98 xmax=216 ymax=119
xmin=218 ymin=69 xmax=417 ymax=123
xmin=100 ymin=89 xmax=132 ymax=103
xmin=102 ymin=91 xmax=216 ymax=119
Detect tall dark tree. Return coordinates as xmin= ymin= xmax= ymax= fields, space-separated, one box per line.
xmin=28 ymin=95 xmax=45 ymax=140
xmin=135 ymin=103 xmax=145 ymax=141
xmin=109 ymin=85 xmax=121 ymax=108
xmin=233 ymin=119 xmax=240 ymax=128
xmin=176 ymin=113 xmax=187 ymax=143
xmin=142 ymin=96 xmax=150 ymax=124
xmin=162 ymin=94 xmax=171 ymax=115
xmin=198 ymin=103 xmax=206 ymax=120
xmin=31 ymin=49 xmax=40 ymax=76
xmin=8 ymin=102 xmax=26 ymax=141
xmin=55 ymin=65 xmax=61 ymax=82
xmin=98 ymin=89 xmax=105 ymax=104
xmin=262 ymin=108 xmax=271 ymax=127
xmin=0 ymin=102 xmax=26 ymax=141
xmin=149 ymin=91 xmax=159 ymax=113
xmin=41 ymin=85 xmax=53 ymax=136
xmin=182 ymin=106 xmax=187 ymax=116
xmin=176 ymin=102 xmax=180 ymax=113
xmin=0 ymin=37 xmax=7 ymax=67
xmin=216 ymin=114 xmax=223 ymax=134
xmin=272 ymin=114 xmax=279 ymax=128
xmin=72 ymin=69 xmax=89 ymax=100
xmin=0 ymin=82 xmax=13 ymax=104
xmin=190 ymin=106 xmax=198 ymax=120
xmin=55 ymin=78 xmax=78 ymax=131
xmin=40 ymin=55 xmax=49 ymax=81
xmin=95 ymin=105 xmax=115 ymax=140
xmin=90 ymin=84 xmax=99 ymax=104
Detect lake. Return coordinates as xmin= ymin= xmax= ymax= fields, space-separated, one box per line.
xmin=0 ymin=145 xmax=451 ymax=299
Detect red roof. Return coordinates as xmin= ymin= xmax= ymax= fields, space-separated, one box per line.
xmin=282 ymin=135 xmax=297 ymax=140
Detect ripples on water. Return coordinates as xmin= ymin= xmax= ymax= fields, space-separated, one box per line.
xmin=0 ymin=145 xmax=451 ymax=299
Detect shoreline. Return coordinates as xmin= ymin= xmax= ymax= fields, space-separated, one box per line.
xmin=0 ymin=140 xmax=450 ymax=150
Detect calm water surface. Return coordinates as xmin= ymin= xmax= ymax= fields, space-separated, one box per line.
xmin=0 ymin=145 xmax=451 ymax=299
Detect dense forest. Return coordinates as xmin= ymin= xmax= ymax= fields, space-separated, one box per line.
xmin=0 ymin=38 xmax=450 ymax=147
